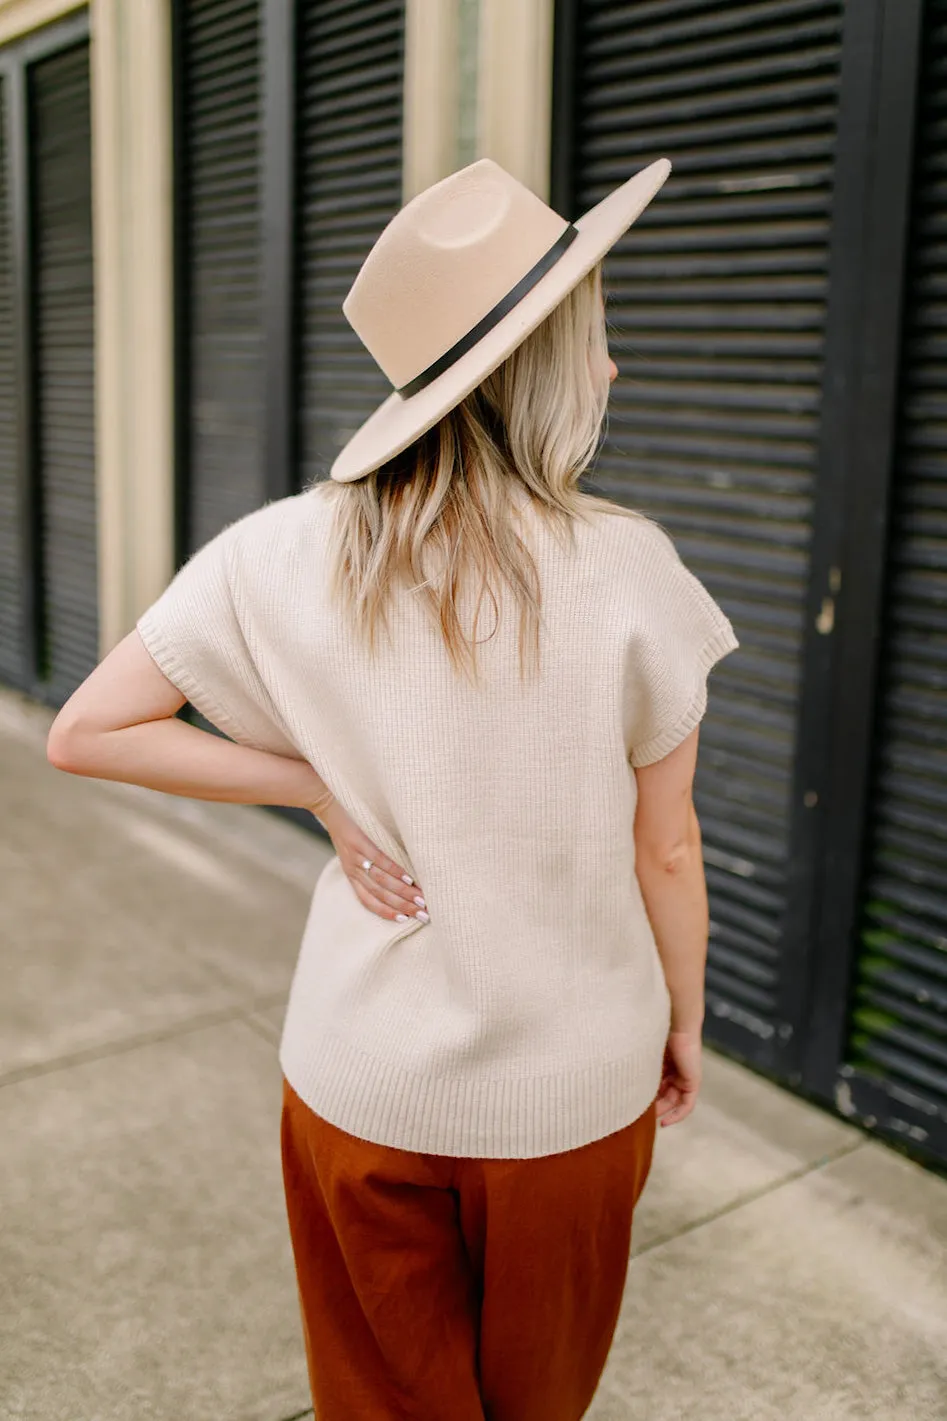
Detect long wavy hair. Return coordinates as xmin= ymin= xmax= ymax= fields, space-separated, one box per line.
xmin=315 ymin=261 xmax=652 ymax=685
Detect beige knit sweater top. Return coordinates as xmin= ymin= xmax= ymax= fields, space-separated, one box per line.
xmin=136 ymin=481 xmax=739 ymax=1159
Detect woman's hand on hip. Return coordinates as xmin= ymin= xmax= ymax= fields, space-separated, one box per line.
xmin=655 ymin=1028 xmax=702 ymax=1127
xmin=316 ymin=798 xmax=429 ymax=924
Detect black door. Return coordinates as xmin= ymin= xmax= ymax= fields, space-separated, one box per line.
xmin=0 ymin=25 xmax=96 ymax=707
xmin=174 ymin=0 xmax=406 ymax=522
xmin=174 ymin=0 xmax=266 ymax=552
xmin=30 ymin=41 xmax=98 ymax=703
xmin=557 ymin=0 xmax=845 ymax=1069
xmin=839 ymin=3 xmax=947 ymax=1161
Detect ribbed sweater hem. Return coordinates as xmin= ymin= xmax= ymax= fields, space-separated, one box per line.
xmin=278 ymin=1011 xmax=669 ymax=1159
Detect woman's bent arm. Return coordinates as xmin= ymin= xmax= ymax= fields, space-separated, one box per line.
xmin=47 ymin=629 xmax=333 ymax=815
xmin=48 ymin=629 xmax=427 ymax=922
xmin=633 ymin=727 xmax=708 ymax=1035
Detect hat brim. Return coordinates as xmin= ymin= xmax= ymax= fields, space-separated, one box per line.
xmin=329 ymin=158 xmax=672 ymax=483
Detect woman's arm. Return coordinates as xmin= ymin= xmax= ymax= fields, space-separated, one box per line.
xmin=633 ymin=725 xmax=708 ymax=1126
xmin=634 ymin=724 xmax=707 ymax=1035
xmin=47 ymin=630 xmax=333 ymax=813
xmin=47 ymin=629 xmax=428 ymax=922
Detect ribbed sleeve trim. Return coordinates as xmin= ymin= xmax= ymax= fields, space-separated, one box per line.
xmin=136 ymin=608 xmax=256 ymax=748
xmin=629 ymin=621 xmax=739 ymax=769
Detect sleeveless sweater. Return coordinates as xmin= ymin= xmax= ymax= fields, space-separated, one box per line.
xmin=136 ymin=482 xmax=739 ymax=1158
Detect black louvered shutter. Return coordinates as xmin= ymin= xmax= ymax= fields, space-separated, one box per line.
xmin=176 ymin=0 xmax=264 ymax=550
xmin=843 ymin=4 xmax=947 ymax=1153
xmin=30 ymin=42 xmax=97 ymax=704
xmin=570 ymin=1 xmax=843 ymax=1055
xmin=0 ymin=74 xmax=21 ymax=686
xmin=297 ymin=0 xmax=404 ymax=484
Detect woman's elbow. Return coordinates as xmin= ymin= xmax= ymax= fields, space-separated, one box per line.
xmin=46 ymin=726 xmax=78 ymax=773
xmin=636 ymin=805 xmax=702 ymax=876
xmin=46 ymin=711 xmax=94 ymax=774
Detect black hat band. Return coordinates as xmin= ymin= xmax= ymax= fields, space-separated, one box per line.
xmin=395 ymin=223 xmax=580 ymax=400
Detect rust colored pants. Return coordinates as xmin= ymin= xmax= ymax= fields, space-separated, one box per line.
xmin=280 ymin=1077 xmax=657 ymax=1421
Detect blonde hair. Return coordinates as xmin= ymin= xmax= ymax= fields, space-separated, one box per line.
xmin=315 ymin=261 xmax=653 ymax=685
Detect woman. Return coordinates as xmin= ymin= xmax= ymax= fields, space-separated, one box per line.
xmin=47 ymin=156 xmax=738 ymax=1420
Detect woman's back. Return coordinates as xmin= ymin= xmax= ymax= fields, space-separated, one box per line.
xmin=137 ymin=478 xmax=736 ymax=1157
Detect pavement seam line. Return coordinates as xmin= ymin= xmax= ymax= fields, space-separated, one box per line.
xmin=633 ymin=1134 xmax=868 ymax=1258
xmin=0 ymin=993 xmax=288 ymax=1090
xmin=239 ymin=1012 xmax=283 ymax=1047
xmin=275 ymin=1409 xmax=313 ymax=1421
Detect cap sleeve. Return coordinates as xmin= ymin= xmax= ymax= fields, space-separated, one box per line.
xmin=625 ymin=528 xmax=739 ymax=769
xmin=136 ymin=519 xmax=301 ymax=758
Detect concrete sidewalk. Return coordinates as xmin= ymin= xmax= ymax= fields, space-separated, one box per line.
xmin=1 ymin=685 xmax=945 ymax=1421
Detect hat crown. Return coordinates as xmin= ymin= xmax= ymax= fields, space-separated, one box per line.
xmin=343 ymin=160 xmax=569 ymax=391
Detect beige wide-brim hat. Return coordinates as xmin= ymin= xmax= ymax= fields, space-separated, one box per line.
xmin=331 ymin=156 xmax=672 ymax=483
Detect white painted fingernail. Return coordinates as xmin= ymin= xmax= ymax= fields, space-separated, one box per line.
xmin=414 ymin=897 xmax=426 ymax=908
xmin=395 ymin=913 xmax=409 ymax=922
xmin=416 ymin=910 xmax=430 ymax=923
xmin=401 ymin=874 xmax=414 ymax=885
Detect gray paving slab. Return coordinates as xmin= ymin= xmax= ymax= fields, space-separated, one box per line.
xmin=822 ymin=1135 xmax=947 ymax=1246
xmin=2 ymin=741 xmax=244 ymax=1078
xmin=83 ymin=792 xmax=314 ymax=996
xmin=590 ymin=1135 xmax=947 ymax=1421
xmin=633 ymin=1047 xmax=863 ymax=1252
xmin=0 ymin=1019 xmax=311 ymax=1421
xmin=0 ymin=700 xmax=325 ymax=1078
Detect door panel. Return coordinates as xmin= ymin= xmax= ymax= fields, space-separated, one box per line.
xmin=30 ymin=40 xmax=97 ymax=704
xmin=296 ymin=0 xmax=405 ymax=485
xmin=568 ymin=0 xmax=844 ymax=1060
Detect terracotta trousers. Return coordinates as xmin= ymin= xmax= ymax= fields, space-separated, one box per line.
xmin=280 ymin=1077 xmax=657 ymax=1421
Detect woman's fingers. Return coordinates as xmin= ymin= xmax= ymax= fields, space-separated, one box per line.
xmin=348 ymin=835 xmax=418 ymax=892
xmin=655 ymin=1058 xmax=700 ymax=1126
xmin=347 ymin=844 xmax=428 ymax=920
xmin=320 ymin=801 xmax=427 ymax=924
xmin=660 ymin=1099 xmax=695 ymax=1127
xmin=655 ymin=1031 xmax=702 ymax=1126
xmin=356 ymin=859 xmax=427 ymax=916
xmin=351 ymin=873 xmax=428 ymax=923
xmin=655 ymin=1082 xmax=681 ymax=1117
xmin=370 ymin=861 xmax=426 ymax=909
xmin=656 ymin=1080 xmax=698 ymax=1127
xmin=354 ymin=841 xmax=414 ymax=889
